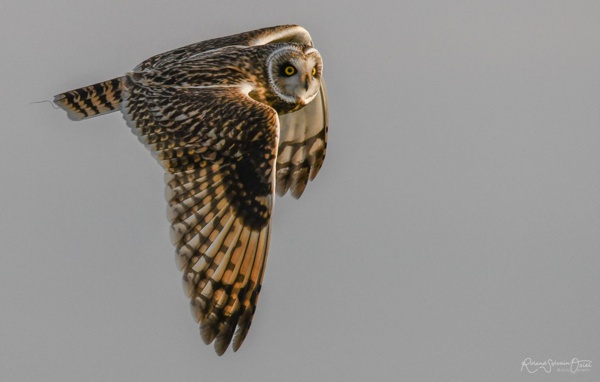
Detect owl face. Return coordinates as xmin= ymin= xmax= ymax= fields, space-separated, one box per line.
xmin=267 ymin=46 xmax=323 ymax=106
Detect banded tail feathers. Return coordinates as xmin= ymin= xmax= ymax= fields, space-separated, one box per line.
xmin=54 ymin=77 xmax=124 ymax=120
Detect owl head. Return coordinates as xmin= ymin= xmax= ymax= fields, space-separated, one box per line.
xmin=266 ymin=45 xmax=323 ymax=106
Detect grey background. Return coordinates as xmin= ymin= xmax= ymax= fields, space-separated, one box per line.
xmin=1 ymin=1 xmax=599 ymax=381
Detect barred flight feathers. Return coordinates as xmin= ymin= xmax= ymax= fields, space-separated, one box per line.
xmin=122 ymin=75 xmax=278 ymax=354
xmin=166 ymin=168 xmax=272 ymax=355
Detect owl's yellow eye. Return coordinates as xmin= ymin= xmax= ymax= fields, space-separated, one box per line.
xmin=284 ymin=65 xmax=296 ymax=76
xmin=312 ymin=67 xmax=317 ymax=76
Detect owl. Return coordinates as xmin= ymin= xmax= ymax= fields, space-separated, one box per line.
xmin=54 ymin=25 xmax=328 ymax=355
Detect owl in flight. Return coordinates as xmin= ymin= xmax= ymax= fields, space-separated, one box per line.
xmin=54 ymin=25 xmax=328 ymax=355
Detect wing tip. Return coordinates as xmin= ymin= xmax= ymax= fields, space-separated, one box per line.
xmin=231 ymin=310 xmax=252 ymax=352
xmin=214 ymin=321 xmax=235 ymax=356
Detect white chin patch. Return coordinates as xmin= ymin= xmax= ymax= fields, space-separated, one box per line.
xmin=301 ymin=91 xmax=318 ymax=105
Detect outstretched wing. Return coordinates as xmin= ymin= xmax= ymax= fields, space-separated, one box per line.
xmin=137 ymin=25 xmax=314 ymax=71
xmin=122 ymin=75 xmax=279 ymax=355
xmin=276 ymin=81 xmax=328 ymax=198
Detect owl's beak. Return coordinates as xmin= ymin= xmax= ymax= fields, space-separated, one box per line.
xmin=303 ymin=76 xmax=310 ymax=91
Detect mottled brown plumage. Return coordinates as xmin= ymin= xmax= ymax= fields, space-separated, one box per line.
xmin=54 ymin=25 xmax=328 ymax=355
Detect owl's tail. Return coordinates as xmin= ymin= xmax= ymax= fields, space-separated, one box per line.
xmin=54 ymin=77 xmax=124 ymax=121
